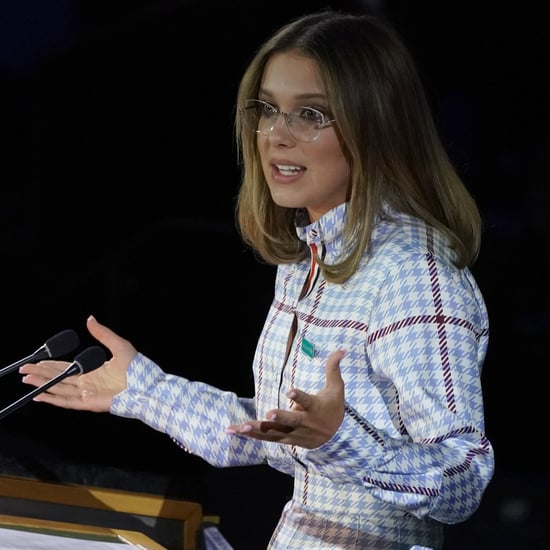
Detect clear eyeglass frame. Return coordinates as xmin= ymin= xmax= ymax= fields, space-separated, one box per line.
xmin=240 ymin=99 xmax=336 ymax=143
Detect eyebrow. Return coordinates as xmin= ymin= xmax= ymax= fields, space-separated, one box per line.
xmin=258 ymin=89 xmax=328 ymax=102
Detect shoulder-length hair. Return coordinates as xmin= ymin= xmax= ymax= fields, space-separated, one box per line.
xmin=235 ymin=10 xmax=482 ymax=284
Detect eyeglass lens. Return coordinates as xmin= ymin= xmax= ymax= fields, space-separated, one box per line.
xmin=242 ymin=100 xmax=327 ymax=142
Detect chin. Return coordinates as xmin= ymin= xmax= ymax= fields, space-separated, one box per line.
xmin=269 ymin=190 xmax=304 ymax=209
xmin=271 ymin=197 xmax=305 ymax=209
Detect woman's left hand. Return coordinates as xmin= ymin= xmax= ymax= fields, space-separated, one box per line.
xmin=226 ymin=350 xmax=346 ymax=449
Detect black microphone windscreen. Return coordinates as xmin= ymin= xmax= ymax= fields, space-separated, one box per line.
xmin=45 ymin=329 xmax=80 ymax=358
xmin=73 ymin=346 xmax=107 ymax=374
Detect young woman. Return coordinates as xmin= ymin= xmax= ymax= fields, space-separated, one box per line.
xmin=20 ymin=10 xmax=494 ymax=549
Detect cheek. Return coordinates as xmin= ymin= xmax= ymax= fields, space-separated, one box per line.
xmin=318 ymin=132 xmax=347 ymax=165
xmin=257 ymin=139 xmax=271 ymax=172
xmin=313 ymin=142 xmax=350 ymax=189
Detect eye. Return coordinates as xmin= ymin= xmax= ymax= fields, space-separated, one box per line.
xmin=259 ymin=101 xmax=278 ymax=118
xmin=296 ymin=106 xmax=325 ymax=125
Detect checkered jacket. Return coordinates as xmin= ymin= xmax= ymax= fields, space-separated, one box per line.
xmin=112 ymin=203 xmax=494 ymax=549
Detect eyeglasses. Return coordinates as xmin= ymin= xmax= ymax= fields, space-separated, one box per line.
xmin=240 ymin=99 xmax=335 ymax=143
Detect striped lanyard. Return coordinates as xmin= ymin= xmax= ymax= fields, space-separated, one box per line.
xmin=303 ymin=242 xmax=322 ymax=298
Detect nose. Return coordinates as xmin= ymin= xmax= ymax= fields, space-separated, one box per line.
xmin=268 ymin=112 xmax=295 ymax=143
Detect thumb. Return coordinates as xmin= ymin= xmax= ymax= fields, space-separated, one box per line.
xmin=86 ymin=315 xmax=136 ymax=357
xmin=325 ymin=350 xmax=346 ymax=395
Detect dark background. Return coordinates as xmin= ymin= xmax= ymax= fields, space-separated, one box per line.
xmin=0 ymin=1 xmax=548 ymax=548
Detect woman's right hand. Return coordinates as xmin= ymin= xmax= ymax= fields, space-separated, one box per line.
xmin=18 ymin=315 xmax=136 ymax=412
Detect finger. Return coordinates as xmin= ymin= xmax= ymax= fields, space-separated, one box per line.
xmin=267 ymin=413 xmax=303 ymax=431
xmin=325 ymin=350 xmax=346 ymax=392
xmin=19 ymin=360 xmax=70 ymax=378
xmin=20 ymin=372 xmax=52 ymax=388
xmin=33 ymin=390 xmax=87 ymax=409
xmin=87 ymin=315 xmax=131 ymax=355
xmin=87 ymin=315 xmax=117 ymax=347
xmin=286 ymin=388 xmax=311 ymax=410
xmin=225 ymin=419 xmax=293 ymax=435
xmin=259 ymin=420 xmax=293 ymax=434
xmin=21 ymin=373 xmax=80 ymax=391
xmin=31 ymin=379 xmax=79 ymax=398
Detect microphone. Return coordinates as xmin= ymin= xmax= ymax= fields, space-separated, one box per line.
xmin=0 ymin=346 xmax=107 ymax=420
xmin=0 ymin=329 xmax=80 ymax=378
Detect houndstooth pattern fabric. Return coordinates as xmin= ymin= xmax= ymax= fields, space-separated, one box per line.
xmin=111 ymin=202 xmax=494 ymax=549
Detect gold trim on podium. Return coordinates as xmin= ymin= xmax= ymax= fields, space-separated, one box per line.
xmin=0 ymin=475 xmax=202 ymax=549
xmin=0 ymin=513 xmax=168 ymax=549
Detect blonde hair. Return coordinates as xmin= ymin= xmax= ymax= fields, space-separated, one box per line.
xmin=235 ymin=11 xmax=482 ymax=284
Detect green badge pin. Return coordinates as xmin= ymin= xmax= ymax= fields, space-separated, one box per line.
xmin=301 ymin=338 xmax=315 ymax=358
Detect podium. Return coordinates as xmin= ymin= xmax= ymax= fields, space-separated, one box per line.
xmin=0 ymin=513 xmax=167 ymax=549
xmin=0 ymin=475 xmax=202 ymax=549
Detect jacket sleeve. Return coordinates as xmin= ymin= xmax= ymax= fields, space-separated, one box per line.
xmin=302 ymin=253 xmax=495 ymax=524
xmin=110 ymin=353 xmax=267 ymax=468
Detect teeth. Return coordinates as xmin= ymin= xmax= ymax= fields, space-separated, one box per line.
xmin=276 ymin=164 xmax=301 ymax=175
